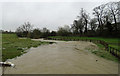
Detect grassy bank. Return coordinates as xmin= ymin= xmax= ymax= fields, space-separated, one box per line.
xmin=48 ymin=36 xmax=119 ymax=62
xmin=88 ymin=43 xmax=118 ymax=62
xmin=2 ymin=34 xmax=49 ymax=61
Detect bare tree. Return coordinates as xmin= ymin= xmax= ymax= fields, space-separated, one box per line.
xmin=77 ymin=18 xmax=85 ymax=34
xmin=117 ymin=1 xmax=120 ymax=31
xmin=22 ymin=22 xmax=33 ymax=33
xmin=71 ymin=20 xmax=79 ymax=35
xmin=89 ymin=18 xmax=97 ymax=32
xmin=118 ymin=1 xmax=120 ymax=23
xmin=107 ymin=2 xmax=119 ymax=31
xmin=93 ymin=4 xmax=105 ymax=33
xmin=71 ymin=8 xmax=89 ymax=36
xmin=79 ymin=8 xmax=89 ymax=34
xmin=16 ymin=22 xmax=33 ymax=37
xmin=102 ymin=6 xmax=113 ymax=25
xmin=71 ymin=18 xmax=84 ymax=36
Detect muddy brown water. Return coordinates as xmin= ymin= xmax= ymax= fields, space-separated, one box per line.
xmin=3 ymin=39 xmax=118 ymax=74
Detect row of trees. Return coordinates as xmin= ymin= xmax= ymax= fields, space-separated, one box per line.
xmin=16 ymin=21 xmax=73 ymax=38
xmin=16 ymin=22 xmax=51 ymax=38
xmin=71 ymin=1 xmax=120 ymax=37
xmin=16 ymin=1 xmax=120 ymax=38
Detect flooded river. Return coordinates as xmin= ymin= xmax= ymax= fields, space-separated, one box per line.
xmin=4 ymin=39 xmax=118 ymax=74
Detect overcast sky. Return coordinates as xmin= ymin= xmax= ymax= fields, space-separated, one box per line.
xmin=1 ymin=0 xmax=119 ymax=31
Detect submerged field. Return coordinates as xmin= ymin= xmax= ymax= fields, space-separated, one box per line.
xmin=2 ymin=34 xmax=49 ymax=61
xmin=48 ymin=36 xmax=119 ymax=62
xmin=48 ymin=36 xmax=119 ymax=49
xmin=5 ymin=39 xmax=118 ymax=74
xmin=2 ymin=34 xmax=119 ymax=62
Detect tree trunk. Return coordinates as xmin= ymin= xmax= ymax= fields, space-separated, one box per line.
xmin=113 ymin=14 xmax=117 ymax=31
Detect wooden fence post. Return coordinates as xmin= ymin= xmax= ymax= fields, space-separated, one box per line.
xmin=116 ymin=49 xmax=119 ymax=57
xmin=111 ymin=48 xmax=114 ymax=55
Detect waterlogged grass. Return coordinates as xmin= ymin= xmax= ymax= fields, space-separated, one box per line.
xmin=49 ymin=36 xmax=119 ymax=62
xmin=90 ymin=43 xmax=119 ymax=62
xmin=91 ymin=49 xmax=118 ymax=62
xmin=2 ymin=34 xmax=49 ymax=61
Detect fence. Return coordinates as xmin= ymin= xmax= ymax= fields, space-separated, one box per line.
xmin=45 ymin=37 xmax=120 ymax=59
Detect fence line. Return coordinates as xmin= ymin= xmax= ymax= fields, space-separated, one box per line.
xmin=45 ymin=37 xmax=120 ymax=59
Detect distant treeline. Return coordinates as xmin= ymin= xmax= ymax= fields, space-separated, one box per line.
xmin=3 ymin=1 xmax=120 ymax=38
xmin=1 ymin=30 xmax=15 ymax=34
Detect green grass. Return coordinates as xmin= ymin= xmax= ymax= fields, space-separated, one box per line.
xmin=90 ymin=43 xmax=119 ymax=62
xmin=48 ymin=36 xmax=119 ymax=62
xmin=2 ymin=34 xmax=49 ymax=61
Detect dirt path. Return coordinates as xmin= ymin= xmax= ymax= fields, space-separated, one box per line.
xmin=5 ymin=39 xmax=118 ymax=74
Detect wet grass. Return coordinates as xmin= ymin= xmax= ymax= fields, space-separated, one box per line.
xmin=89 ymin=43 xmax=119 ymax=63
xmin=2 ymin=34 xmax=49 ymax=61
